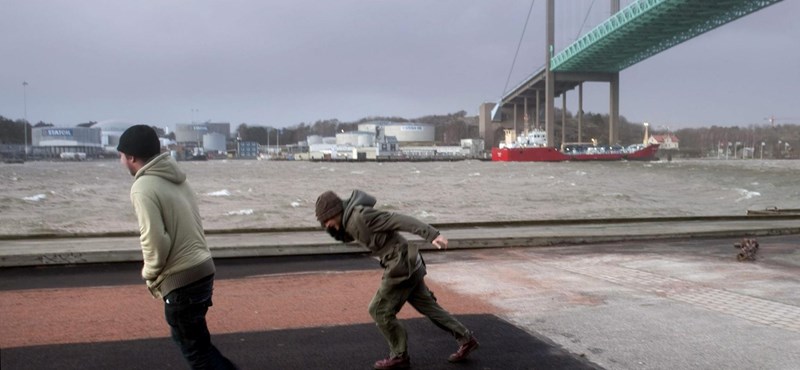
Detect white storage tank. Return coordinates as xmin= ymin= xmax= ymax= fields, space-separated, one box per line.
xmin=358 ymin=121 xmax=434 ymax=142
xmin=356 ymin=133 xmax=374 ymax=147
xmin=336 ymin=132 xmax=358 ymax=146
xmin=307 ymin=135 xmax=323 ymax=145
xmin=337 ymin=132 xmax=374 ymax=147
xmin=358 ymin=123 xmax=379 ymax=134
xmin=203 ymin=132 xmax=227 ymax=153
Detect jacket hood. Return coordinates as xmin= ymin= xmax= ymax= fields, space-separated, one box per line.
xmin=342 ymin=189 xmax=376 ymax=226
xmin=134 ymin=152 xmax=186 ymax=184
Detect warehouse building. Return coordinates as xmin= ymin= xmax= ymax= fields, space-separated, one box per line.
xmin=31 ymin=127 xmax=103 ymax=158
xmin=358 ymin=121 xmax=435 ymax=143
xmin=174 ymin=122 xmax=231 ymax=148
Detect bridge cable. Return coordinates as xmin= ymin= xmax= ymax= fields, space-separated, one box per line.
xmin=502 ymin=0 xmax=536 ymax=96
xmin=575 ymin=0 xmax=597 ymax=42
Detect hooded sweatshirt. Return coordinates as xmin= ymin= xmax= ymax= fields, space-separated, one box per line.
xmin=341 ymin=190 xmax=440 ymax=284
xmin=130 ymin=152 xmax=215 ymax=298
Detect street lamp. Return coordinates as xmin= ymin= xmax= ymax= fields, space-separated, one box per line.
xmin=22 ymin=81 xmax=28 ymax=160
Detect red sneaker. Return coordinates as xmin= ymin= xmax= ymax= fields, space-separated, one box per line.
xmin=373 ymin=355 xmax=410 ymax=370
xmin=448 ymin=337 xmax=479 ymax=363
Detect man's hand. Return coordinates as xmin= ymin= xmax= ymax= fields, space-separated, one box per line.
xmin=432 ymin=235 xmax=448 ymax=250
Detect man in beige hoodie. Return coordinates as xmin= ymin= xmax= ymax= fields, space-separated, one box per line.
xmin=118 ymin=125 xmax=236 ymax=370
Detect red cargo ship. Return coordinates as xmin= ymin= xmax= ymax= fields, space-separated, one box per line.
xmin=491 ymin=129 xmax=660 ymax=162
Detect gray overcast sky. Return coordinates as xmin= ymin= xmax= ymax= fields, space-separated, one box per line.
xmin=2 ymin=0 xmax=798 ymax=130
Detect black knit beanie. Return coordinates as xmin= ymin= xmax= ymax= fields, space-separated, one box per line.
xmin=315 ymin=191 xmax=343 ymax=224
xmin=117 ymin=125 xmax=161 ymax=160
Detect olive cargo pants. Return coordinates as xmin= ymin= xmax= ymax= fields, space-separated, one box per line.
xmin=368 ymin=266 xmax=472 ymax=357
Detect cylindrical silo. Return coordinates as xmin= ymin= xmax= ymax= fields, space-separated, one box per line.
xmin=307 ymin=135 xmax=323 ymax=145
xmin=336 ymin=132 xmax=359 ymax=146
xmin=203 ymin=133 xmax=226 ymax=153
xmin=356 ymin=132 xmax=374 ymax=147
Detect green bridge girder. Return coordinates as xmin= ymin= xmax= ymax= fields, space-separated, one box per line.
xmin=550 ymin=0 xmax=785 ymax=73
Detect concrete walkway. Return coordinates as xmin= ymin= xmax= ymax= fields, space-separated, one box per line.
xmin=1 ymin=216 xmax=799 ymax=267
xmin=2 ymin=217 xmax=800 ymax=369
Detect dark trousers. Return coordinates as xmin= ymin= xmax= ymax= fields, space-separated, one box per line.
xmin=163 ymin=274 xmax=236 ymax=370
xmin=368 ymin=267 xmax=471 ymax=357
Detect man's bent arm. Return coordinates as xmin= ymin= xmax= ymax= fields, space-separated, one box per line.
xmin=132 ymin=192 xmax=172 ymax=281
xmin=362 ymin=208 xmax=440 ymax=243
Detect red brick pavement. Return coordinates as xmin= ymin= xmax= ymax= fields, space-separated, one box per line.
xmin=0 ymin=270 xmax=497 ymax=348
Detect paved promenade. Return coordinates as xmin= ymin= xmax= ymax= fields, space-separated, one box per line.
xmin=1 ymin=217 xmax=799 ymax=369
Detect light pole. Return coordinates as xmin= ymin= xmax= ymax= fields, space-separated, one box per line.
xmin=22 ymin=81 xmax=28 ymax=160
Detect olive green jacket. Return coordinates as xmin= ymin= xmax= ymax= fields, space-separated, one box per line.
xmin=341 ymin=190 xmax=440 ymax=284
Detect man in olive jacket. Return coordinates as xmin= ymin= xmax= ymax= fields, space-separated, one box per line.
xmin=118 ymin=125 xmax=236 ymax=370
xmin=316 ymin=189 xmax=479 ymax=370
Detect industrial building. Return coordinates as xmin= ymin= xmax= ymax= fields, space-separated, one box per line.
xmin=302 ymin=121 xmax=483 ymax=161
xmin=31 ymin=127 xmax=104 ymax=158
xmin=358 ymin=121 xmax=435 ymax=143
xmin=174 ymin=122 xmax=231 ymax=149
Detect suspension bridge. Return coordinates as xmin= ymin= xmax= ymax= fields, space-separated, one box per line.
xmin=480 ymin=0 xmax=785 ymax=150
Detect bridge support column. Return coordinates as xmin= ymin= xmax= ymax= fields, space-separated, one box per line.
xmin=479 ymin=102 xmax=498 ymax=151
xmin=513 ymin=104 xmax=518 ymax=134
xmin=535 ymin=90 xmax=540 ymax=130
xmin=578 ymin=83 xmax=583 ymax=143
xmin=545 ymin=0 xmax=555 ymax=147
xmin=524 ymin=97 xmax=529 ymax=135
xmin=609 ymin=1 xmax=620 ymax=145
xmin=610 ymin=72 xmax=619 ymax=145
xmin=561 ymin=93 xmax=567 ymax=148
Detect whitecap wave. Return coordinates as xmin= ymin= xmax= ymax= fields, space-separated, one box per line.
xmin=468 ymin=172 xmax=480 ymax=177
xmin=225 ymin=209 xmax=253 ymax=216
xmin=735 ymin=188 xmax=761 ymax=202
xmin=207 ymin=190 xmax=231 ymax=197
xmin=290 ymin=201 xmax=301 ymax=208
xmin=23 ymin=194 xmax=47 ymax=201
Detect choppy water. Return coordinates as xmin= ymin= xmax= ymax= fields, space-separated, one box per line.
xmin=1 ymin=158 xmax=798 ymax=236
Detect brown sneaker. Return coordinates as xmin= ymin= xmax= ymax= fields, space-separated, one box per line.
xmin=373 ymin=355 xmax=410 ymax=370
xmin=448 ymin=337 xmax=479 ymax=363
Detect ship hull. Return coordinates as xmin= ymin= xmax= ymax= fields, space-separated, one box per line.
xmin=492 ymin=144 xmax=659 ymax=162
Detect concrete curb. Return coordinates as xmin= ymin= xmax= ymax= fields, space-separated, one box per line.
xmin=2 ymin=219 xmax=798 ymax=267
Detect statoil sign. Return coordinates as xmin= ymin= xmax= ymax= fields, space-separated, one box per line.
xmin=400 ymin=125 xmax=423 ymax=131
xmin=44 ymin=129 xmax=73 ymax=137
